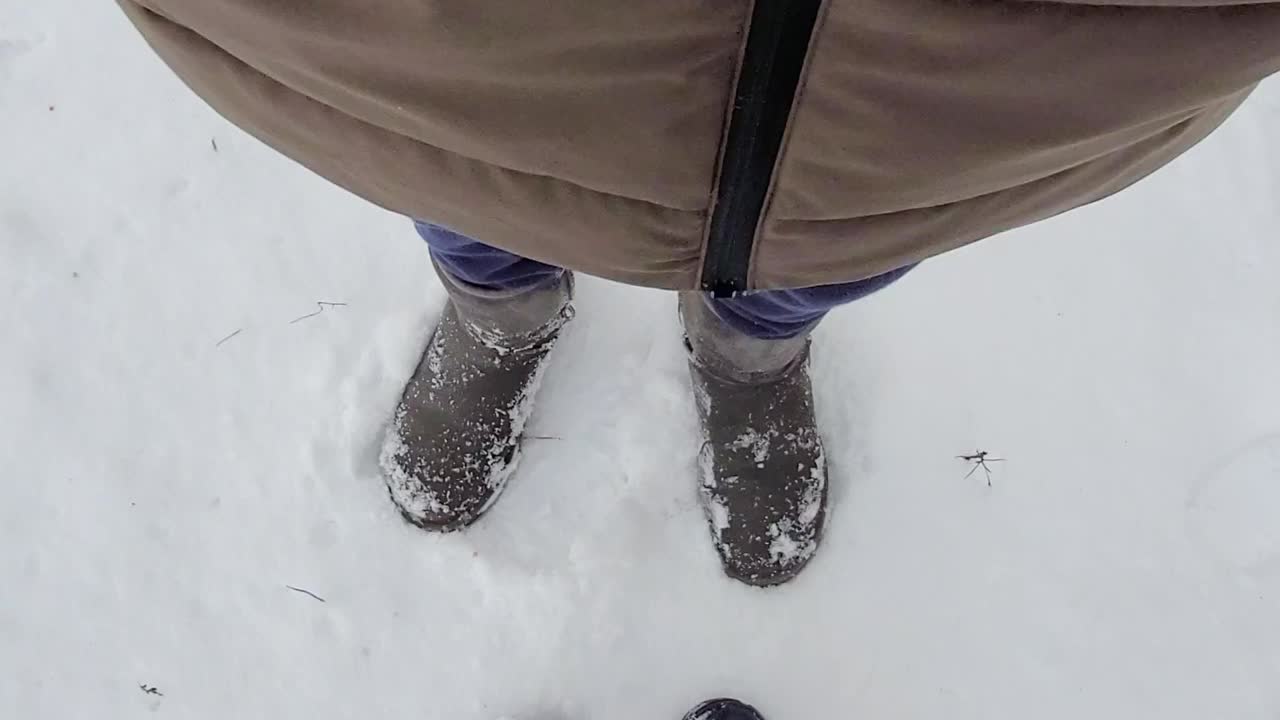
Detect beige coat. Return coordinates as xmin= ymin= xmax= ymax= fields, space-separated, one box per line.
xmin=119 ymin=0 xmax=1280 ymax=290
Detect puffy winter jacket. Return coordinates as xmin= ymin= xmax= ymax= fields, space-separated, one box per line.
xmin=119 ymin=0 xmax=1280 ymax=291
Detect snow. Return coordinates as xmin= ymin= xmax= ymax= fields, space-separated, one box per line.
xmin=766 ymin=522 xmax=807 ymax=567
xmin=3 ymin=3 xmax=1280 ymax=719
xmin=798 ymin=455 xmax=826 ymax=527
xmin=732 ymin=428 xmax=774 ymax=465
xmin=707 ymin=498 xmax=732 ymax=542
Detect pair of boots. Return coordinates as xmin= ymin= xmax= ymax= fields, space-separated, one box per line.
xmin=381 ymin=266 xmax=827 ymax=586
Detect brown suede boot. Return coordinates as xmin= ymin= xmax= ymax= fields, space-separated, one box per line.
xmin=380 ymin=266 xmax=573 ymax=531
xmin=681 ymin=294 xmax=828 ymax=586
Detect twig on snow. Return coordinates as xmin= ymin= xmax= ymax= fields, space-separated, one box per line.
xmin=285 ymin=585 xmax=327 ymax=603
xmin=215 ymin=328 xmax=242 ymax=347
xmin=290 ymin=301 xmax=348 ymax=325
xmin=139 ymin=684 xmax=164 ymax=697
xmin=957 ymin=450 xmax=1005 ymax=487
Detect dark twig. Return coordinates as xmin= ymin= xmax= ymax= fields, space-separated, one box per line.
xmin=285 ymin=585 xmax=327 ymax=603
xmin=211 ymin=137 xmax=219 ymax=152
xmin=139 ymin=684 xmax=164 ymax=697
xmin=290 ymin=301 xmax=348 ymax=325
xmin=957 ymin=450 xmax=1005 ymax=487
xmin=525 ymin=435 xmax=561 ymax=441
xmin=215 ymin=328 xmax=242 ymax=347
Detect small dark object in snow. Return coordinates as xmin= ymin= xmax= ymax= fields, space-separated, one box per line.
xmin=139 ymin=684 xmax=163 ymax=697
xmin=286 ymin=585 xmax=327 ymax=603
xmin=683 ymin=698 xmax=765 ymax=720
xmin=290 ymin=301 xmax=348 ymax=325
xmin=72 ymin=272 xmax=79 ymax=278
xmin=215 ymin=328 xmax=243 ymax=347
xmin=957 ymin=450 xmax=1005 ymax=487
xmin=48 ymin=105 xmax=55 ymax=112
xmin=211 ymin=137 xmax=218 ymax=152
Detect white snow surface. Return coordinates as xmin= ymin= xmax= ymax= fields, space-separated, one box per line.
xmin=4 ymin=4 xmax=1280 ymax=719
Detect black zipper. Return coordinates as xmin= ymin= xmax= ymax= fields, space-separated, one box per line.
xmin=701 ymin=0 xmax=824 ymax=297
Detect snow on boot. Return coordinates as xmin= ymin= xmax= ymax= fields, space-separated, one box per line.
xmin=682 ymin=698 xmax=766 ymax=720
xmin=380 ymin=265 xmax=573 ymax=531
xmin=681 ymin=293 xmax=828 ymax=586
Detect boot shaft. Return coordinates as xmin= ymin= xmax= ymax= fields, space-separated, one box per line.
xmin=435 ymin=261 xmax=574 ymax=353
xmin=679 ymin=292 xmax=810 ymax=385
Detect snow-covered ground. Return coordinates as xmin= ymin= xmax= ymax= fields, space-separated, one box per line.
xmin=4 ymin=4 xmax=1280 ymax=719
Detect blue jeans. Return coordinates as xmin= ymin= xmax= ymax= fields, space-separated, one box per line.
xmin=417 ymin=221 xmax=911 ymax=340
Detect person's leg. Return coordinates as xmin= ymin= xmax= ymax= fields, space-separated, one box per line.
xmin=706 ymin=264 xmax=915 ymax=339
xmin=683 ymin=264 xmax=913 ymax=586
xmin=382 ymin=222 xmax=573 ymax=531
xmin=415 ymin=221 xmax=563 ymax=291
